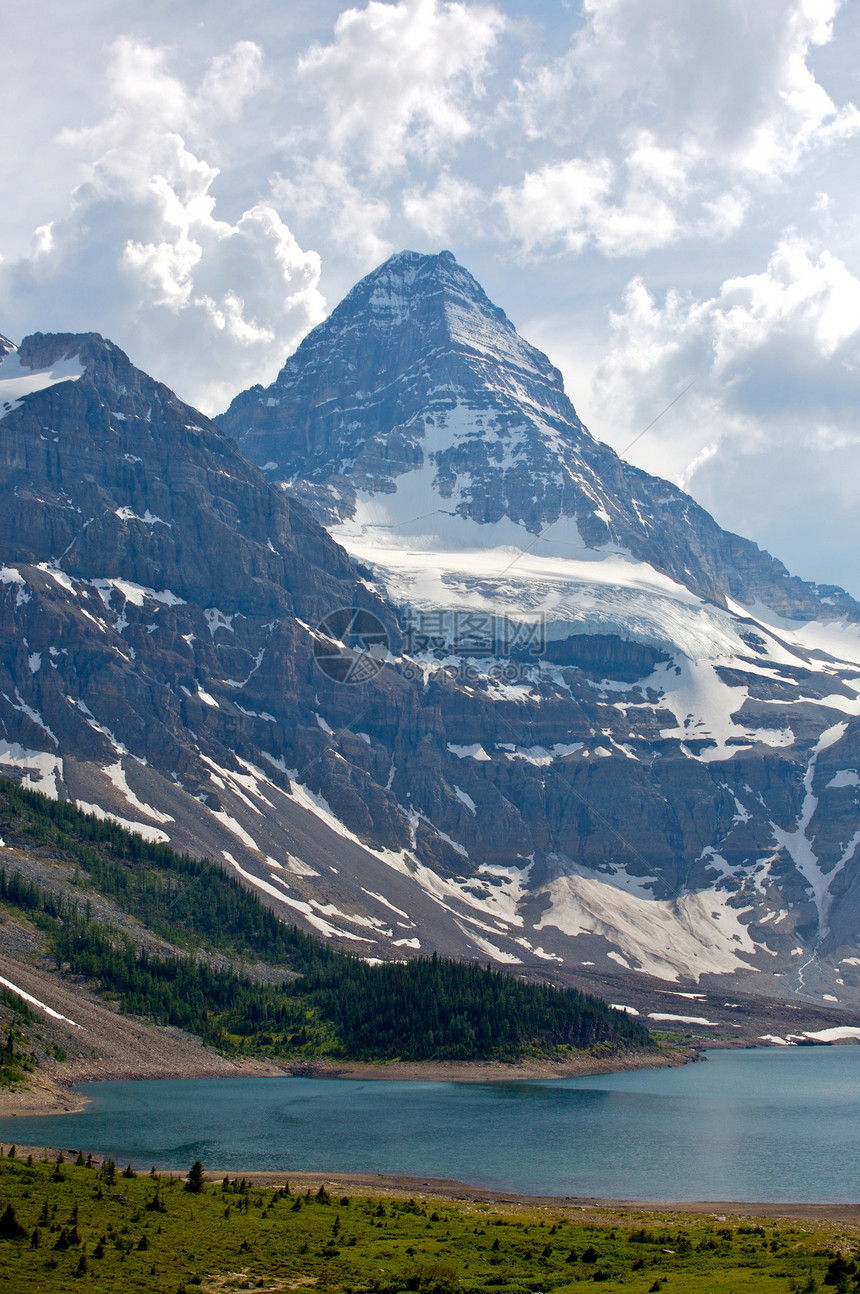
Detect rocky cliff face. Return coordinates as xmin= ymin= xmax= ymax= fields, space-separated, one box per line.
xmin=0 ymin=332 xmax=419 ymax=918
xmin=4 ymin=275 xmax=860 ymax=1011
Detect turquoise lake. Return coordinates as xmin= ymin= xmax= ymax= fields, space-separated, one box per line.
xmin=1 ymin=1047 xmax=858 ymax=1202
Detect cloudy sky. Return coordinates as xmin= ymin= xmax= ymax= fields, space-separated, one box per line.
xmin=2 ymin=0 xmax=859 ymax=596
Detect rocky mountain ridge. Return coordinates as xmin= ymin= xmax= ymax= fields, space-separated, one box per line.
xmin=3 ymin=261 xmax=860 ymax=1013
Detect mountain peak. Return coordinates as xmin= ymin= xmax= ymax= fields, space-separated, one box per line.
xmin=0 ymin=332 xmax=93 ymax=424
xmin=347 ymin=247 xmax=485 ymax=306
xmin=260 ymin=247 xmax=567 ymax=405
xmin=17 ymin=331 xmax=96 ymax=369
xmin=348 ymin=247 xmax=498 ymax=318
xmin=219 ymin=252 xmax=860 ymax=628
xmin=218 ymin=248 xmax=581 ymax=528
xmin=322 ymin=248 xmax=565 ymax=390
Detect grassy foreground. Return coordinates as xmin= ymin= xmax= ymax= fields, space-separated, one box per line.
xmin=0 ymin=1152 xmax=857 ymax=1293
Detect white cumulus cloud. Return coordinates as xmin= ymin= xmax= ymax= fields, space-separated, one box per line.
xmin=587 ymin=235 xmax=860 ymax=588
xmin=273 ymin=159 xmax=394 ymax=268
xmin=495 ymin=146 xmax=685 ymax=257
xmin=0 ymin=37 xmax=324 ymax=414
xmin=298 ymin=0 xmax=507 ymax=174
xmin=402 ymin=171 xmax=485 ymax=241
xmin=504 ymin=0 xmax=859 ymax=257
xmin=596 ymin=236 xmax=860 ymax=440
xmin=571 ymin=0 xmax=858 ymax=174
xmin=278 ymin=0 xmax=506 ymax=255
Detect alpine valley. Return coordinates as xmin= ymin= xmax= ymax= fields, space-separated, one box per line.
xmin=4 ymin=250 xmax=860 ymax=1026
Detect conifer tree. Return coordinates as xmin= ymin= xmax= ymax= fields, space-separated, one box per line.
xmin=0 ymin=1204 xmax=28 ymax=1240
xmin=185 ymin=1160 xmax=206 ymax=1193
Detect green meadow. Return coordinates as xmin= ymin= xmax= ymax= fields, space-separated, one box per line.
xmin=0 ymin=1150 xmax=856 ymax=1293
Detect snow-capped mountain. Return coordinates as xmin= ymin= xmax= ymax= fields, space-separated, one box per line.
xmin=218 ymin=251 xmax=860 ymax=1001
xmin=220 ymin=249 xmax=857 ymax=630
xmin=4 ymin=257 xmax=860 ymax=1018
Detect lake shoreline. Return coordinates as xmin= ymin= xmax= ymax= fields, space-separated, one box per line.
xmin=0 ymin=1042 xmax=699 ymax=1118
xmin=206 ymin=1169 xmax=860 ymax=1224
xmin=1 ymin=1148 xmax=857 ymax=1224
